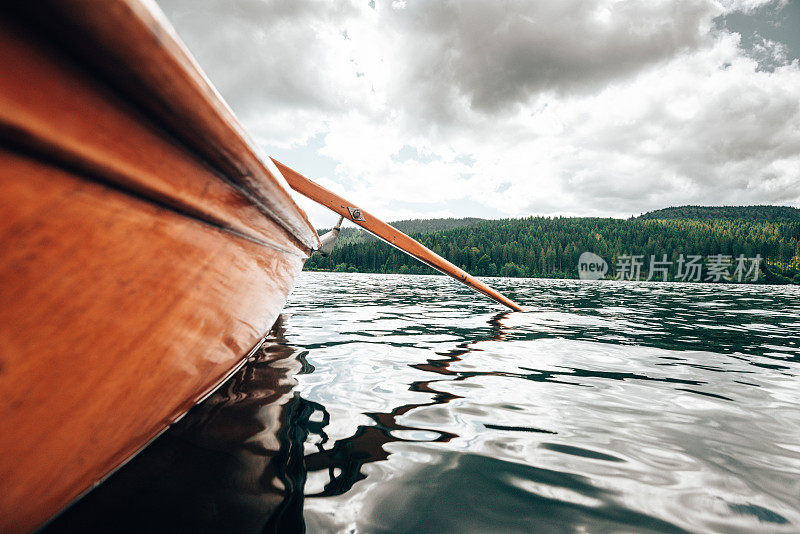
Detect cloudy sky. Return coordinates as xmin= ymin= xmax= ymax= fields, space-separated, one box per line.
xmin=155 ymin=0 xmax=800 ymax=226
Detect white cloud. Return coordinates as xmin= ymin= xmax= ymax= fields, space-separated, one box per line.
xmin=716 ymin=0 xmax=785 ymax=13
xmin=156 ymin=0 xmax=800 ymax=226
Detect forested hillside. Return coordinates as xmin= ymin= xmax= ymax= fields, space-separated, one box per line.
xmin=638 ymin=205 xmax=800 ymax=221
xmin=306 ymin=207 xmax=800 ymax=283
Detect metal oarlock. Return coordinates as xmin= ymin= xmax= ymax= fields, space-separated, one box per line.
xmin=316 ymin=215 xmax=345 ymax=257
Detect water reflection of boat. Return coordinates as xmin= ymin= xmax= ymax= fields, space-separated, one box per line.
xmin=0 ymin=3 xmax=318 ymax=531
xmin=43 ymin=317 xmax=305 ymax=533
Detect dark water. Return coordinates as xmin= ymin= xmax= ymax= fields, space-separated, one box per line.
xmin=48 ymin=272 xmax=800 ymax=533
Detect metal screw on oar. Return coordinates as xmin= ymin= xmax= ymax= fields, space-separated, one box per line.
xmin=317 ymin=215 xmax=345 ymax=257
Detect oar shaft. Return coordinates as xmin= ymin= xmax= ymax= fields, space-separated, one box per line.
xmin=271 ymin=158 xmax=524 ymax=312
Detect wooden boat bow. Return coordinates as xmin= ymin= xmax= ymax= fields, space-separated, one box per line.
xmin=0 ymin=2 xmax=318 ymax=532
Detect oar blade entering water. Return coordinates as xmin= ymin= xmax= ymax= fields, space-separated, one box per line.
xmin=271 ymin=158 xmax=525 ymax=312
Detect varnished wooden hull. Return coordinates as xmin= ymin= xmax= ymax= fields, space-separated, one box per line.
xmin=0 ymin=2 xmax=319 ymax=531
xmin=0 ymin=149 xmax=306 ymax=532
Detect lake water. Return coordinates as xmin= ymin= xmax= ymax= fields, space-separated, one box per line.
xmin=48 ymin=272 xmax=800 ymax=533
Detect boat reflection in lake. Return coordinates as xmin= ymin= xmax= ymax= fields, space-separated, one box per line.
xmin=45 ymin=317 xmax=304 ymax=532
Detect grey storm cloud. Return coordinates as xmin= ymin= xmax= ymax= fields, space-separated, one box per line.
xmin=158 ymin=0 xmax=725 ymax=119
xmin=385 ymin=0 xmax=720 ymax=113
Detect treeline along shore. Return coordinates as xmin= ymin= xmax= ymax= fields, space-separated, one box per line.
xmin=305 ymin=206 xmax=800 ymax=284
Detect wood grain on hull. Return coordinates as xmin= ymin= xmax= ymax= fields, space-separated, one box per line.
xmin=0 ymin=2 xmax=318 ymax=531
xmin=0 ymin=149 xmax=303 ymax=533
xmin=0 ymin=16 xmax=305 ymax=254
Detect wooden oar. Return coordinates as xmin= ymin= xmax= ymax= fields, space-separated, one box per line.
xmin=271 ymin=158 xmax=525 ymax=312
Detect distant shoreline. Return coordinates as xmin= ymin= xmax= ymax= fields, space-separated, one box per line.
xmin=306 ymin=206 xmax=800 ymax=286
xmin=302 ymin=268 xmax=799 ymax=285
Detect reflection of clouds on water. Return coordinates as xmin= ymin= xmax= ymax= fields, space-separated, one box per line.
xmin=289 ymin=273 xmax=800 ymax=533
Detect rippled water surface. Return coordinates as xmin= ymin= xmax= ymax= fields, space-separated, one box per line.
xmin=50 ymin=273 xmax=800 ymax=533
